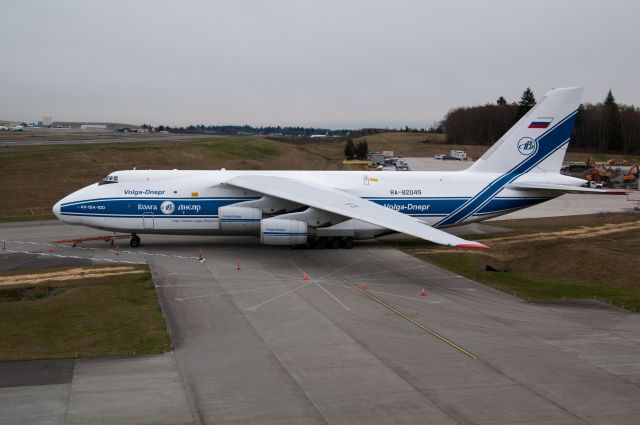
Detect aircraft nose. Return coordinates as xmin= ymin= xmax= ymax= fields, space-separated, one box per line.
xmin=52 ymin=201 xmax=61 ymax=220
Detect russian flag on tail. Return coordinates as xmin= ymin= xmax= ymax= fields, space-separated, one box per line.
xmin=528 ymin=117 xmax=553 ymax=129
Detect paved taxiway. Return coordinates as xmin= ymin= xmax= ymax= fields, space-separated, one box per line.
xmin=1 ymin=221 xmax=640 ymax=424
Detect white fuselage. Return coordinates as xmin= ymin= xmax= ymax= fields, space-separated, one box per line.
xmin=53 ymin=169 xmax=582 ymax=239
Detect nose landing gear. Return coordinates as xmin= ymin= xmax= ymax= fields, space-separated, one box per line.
xmin=129 ymin=234 xmax=141 ymax=248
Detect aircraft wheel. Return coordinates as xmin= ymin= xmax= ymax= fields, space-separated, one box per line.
xmin=342 ymin=237 xmax=354 ymax=249
xmin=329 ymin=238 xmax=341 ymax=249
xmin=130 ymin=234 xmax=141 ymax=248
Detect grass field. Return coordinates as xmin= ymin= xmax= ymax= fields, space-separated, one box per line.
xmin=0 ymin=266 xmax=172 ymax=361
xmin=395 ymin=213 xmax=640 ymax=312
xmin=353 ymin=132 xmax=489 ymax=160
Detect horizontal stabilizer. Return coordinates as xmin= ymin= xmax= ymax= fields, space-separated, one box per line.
xmin=508 ymin=182 xmax=628 ymax=195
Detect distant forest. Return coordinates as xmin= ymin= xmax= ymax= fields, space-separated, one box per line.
xmin=442 ymin=88 xmax=640 ymax=154
xmin=147 ymin=89 xmax=640 ymax=154
xmin=149 ymin=124 xmax=351 ymax=138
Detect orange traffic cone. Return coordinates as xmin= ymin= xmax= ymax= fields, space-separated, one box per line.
xmin=420 ymin=288 xmax=426 ymax=297
xmin=236 ymin=259 xmax=241 ymax=270
xmin=303 ymin=273 xmax=309 ymax=281
xmin=359 ymin=283 xmax=368 ymax=291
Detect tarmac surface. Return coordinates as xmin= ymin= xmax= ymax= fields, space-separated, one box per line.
xmin=1 ymin=221 xmax=640 ymax=424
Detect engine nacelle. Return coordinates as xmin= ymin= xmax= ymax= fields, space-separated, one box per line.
xmin=260 ymin=218 xmax=308 ymax=246
xmin=219 ymin=206 xmax=262 ymax=233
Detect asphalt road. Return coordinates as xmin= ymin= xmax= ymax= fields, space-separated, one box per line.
xmin=1 ymin=221 xmax=639 ymax=424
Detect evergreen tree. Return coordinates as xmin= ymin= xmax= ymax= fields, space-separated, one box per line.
xmin=355 ymin=140 xmax=368 ymax=160
xmin=496 ymin=96 xmax=507 ymax=106
xmin=344 ymin=139 xmax=355 ymax=160
xmin=516 ymin=87 xmax=536 ymax=120
xmin=603 ymin=89 xmax=624 ymax=151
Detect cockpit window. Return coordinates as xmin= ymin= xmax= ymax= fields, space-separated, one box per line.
xmin=98 ymin=175 xmax=119 ymax=185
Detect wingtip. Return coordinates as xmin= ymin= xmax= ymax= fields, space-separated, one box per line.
xmin=456 ymin=243 xmax=490 ymax=249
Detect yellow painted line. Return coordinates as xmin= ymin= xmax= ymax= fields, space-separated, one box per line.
xmin=306 ymin=255 xmax=478 ymax=360
xmin=355 ymin=283 xmax=478 ymax=359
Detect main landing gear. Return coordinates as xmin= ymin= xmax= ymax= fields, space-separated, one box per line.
xmin=303 ymin=237 xmax=354 ymax=249
xmin=130 ymin=233 xmax=141 ymax=248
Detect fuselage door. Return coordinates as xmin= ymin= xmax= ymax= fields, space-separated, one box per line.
xmin=143 ymin=212 xmax=154 ymax=229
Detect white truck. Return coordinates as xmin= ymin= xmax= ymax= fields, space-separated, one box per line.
xmin=450 ymin=149 xmax=467 ymax=160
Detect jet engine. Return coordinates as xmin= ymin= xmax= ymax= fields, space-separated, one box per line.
xmin=260 ymin=218 xmax=308 ymax=246
xmin=218 ymin=206 xmax=262 ymax=233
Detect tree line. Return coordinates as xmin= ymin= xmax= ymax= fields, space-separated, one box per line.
xmin=442 ymin=88 xmax=640 ymax=154
xmin=150 ymin=124 xmax=350 ymax=137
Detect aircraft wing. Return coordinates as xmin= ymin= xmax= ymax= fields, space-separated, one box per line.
xmin=507 ymin=182 xmax=628 ymax=195
xmin=225 ymin=175 xmax=489 ymax=249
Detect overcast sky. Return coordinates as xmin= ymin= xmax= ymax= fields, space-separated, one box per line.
xmin=1 ymin=0 xmax=638 ymax=128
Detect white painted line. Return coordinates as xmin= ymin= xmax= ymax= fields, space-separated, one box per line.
xmin=289 ymin=259 xmax=351 ymax=311
xmin=174 ymin=283 xmax=293 ymax=301
xmin=4 ymin=249 xmax=144 ymax=265
xmin=211 ymin=275 xmax=305 ymax=283
xmin=313 ymin=281 xmax=351 ymax=311
xmin=163 ymin=279 xmax=305 ymax=286
xmin=243 ymin=282 xmax=312 ymax=311
xmin=7 ymin=240 xmax=200 ymax=262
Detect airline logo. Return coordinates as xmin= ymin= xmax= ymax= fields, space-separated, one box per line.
xmin=517 ymin=137 xmax=537 ymax=155
xmin=160 ymin=201 xmax=175 ymax=215
xmin=528 ymin=117 xmax=553 ymax=129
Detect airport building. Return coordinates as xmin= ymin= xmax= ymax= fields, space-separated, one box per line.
xmin=80 ymin=124 xmax=109 ymax=131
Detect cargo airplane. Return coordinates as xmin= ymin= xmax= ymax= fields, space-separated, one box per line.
xmin=53 ymin=87 xmax=621 ymax=249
